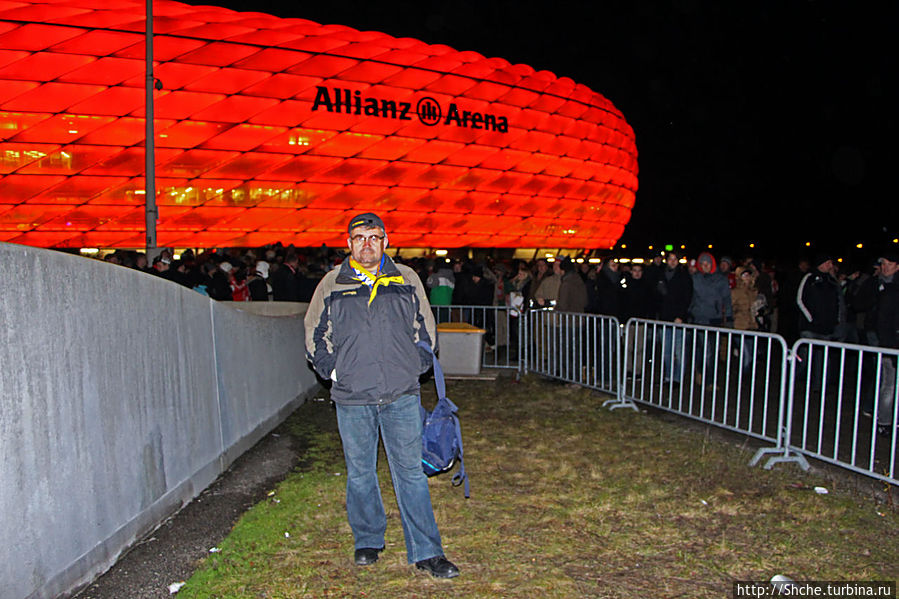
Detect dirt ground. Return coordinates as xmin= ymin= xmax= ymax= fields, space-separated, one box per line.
xmin=72 ymin=382 xmax=895 ymax=599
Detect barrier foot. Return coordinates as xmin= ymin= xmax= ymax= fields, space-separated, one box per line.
xmin=750 ymin=447 xmax=810 ymax=471
xmin=603 ymin=397 xmax=639 ymax=412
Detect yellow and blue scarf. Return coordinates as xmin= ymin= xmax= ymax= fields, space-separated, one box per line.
xmin=349 ymin=256 xmax=404 ymax=305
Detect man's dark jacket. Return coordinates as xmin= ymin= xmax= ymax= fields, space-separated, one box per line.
xmin=304 ymin=256 xmax=437 ymax=406
xmin=655 ymin=266 xmax=693 ymax=322
xmin=797 ymin=270 xmax=841 ymax=336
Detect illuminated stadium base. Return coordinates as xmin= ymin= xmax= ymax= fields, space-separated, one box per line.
xmin=0 ymin=0 xmax=638 ymax=249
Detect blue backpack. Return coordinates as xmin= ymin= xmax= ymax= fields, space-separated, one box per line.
xmin=418 ymin=342 xmax=469 ymax=498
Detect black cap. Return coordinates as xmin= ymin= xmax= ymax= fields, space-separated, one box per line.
xmin=814 ymin=254 xmax=834 ymax=267
xmin=347 ymin=212 xmax=385 ymax=233
xmin=879 ymin=250 xmax=899 ymax=264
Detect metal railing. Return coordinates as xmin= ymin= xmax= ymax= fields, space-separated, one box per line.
xmin=524 ymin=309 xmax=620 ymax=397
xmin=617 ymin=319 xmax=797 ymax=456
xmin=432 ymin=304 xmax=899 ymax=487
xmin=768 ymin=338 xmax=899 ymax=486
xmin=431 ymin=305 xmax=522 ymax=372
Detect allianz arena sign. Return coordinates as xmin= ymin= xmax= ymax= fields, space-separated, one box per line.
xmin=0 ymin=0 xmax=638 ymax=249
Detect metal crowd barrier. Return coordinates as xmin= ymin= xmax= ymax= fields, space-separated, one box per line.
xmin=615 ymin=318 xmax=802 ymax=460
xmin=767 ymin=338 xmax=899 ymax=486
xmin=431 ymin=305 xmax=899 ymax=487
xmin=524 ymin=309 xmax=621 ymax=397
xmin=431 ymin=304 xmax=522 ymax=373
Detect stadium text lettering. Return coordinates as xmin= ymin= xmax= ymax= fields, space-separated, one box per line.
xmin=311 ymin=86 xmax=508 ymax=132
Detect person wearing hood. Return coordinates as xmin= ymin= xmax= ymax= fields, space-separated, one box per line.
xmin=208 ymin=258 xmax=233 ymax=301
xmin=249 ymin=260 xmax=271 ymax=301
xmin=690 ymin=252 xmax=734 ymax=327
xmin=689 ymin=252 xmax=733 ymax=382
xmin=426 ymin=262 xmax=455 ymax=306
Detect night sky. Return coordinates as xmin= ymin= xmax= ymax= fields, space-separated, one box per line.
xmin=186 ymin=0 xmax=897 ymax=260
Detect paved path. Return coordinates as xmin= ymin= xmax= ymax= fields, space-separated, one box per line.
xmin=74 ymin=421 xmax=306 ymax=599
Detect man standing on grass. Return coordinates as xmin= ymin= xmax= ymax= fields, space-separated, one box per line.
xmin=304 ymin=212 xmax=460 ymax=579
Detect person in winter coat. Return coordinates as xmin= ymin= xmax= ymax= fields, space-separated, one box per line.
xmin=719 ymin=256 xmax=737 ymax=290
xmin=533 ymin=259 xmax=562 ymax=308
xmin=731 ymin=267 xmax=762 ymax=331
xmin=622 ymin=263 xmax=655 ymax=379
xmin=655 ymin=251 xmax=693 ymax=382
xmin=873 ymin=252 xmax=899 ymax=428
xmin=249 ymin=261 xmax=271 ymax=301
xmin=689 ymin=252 xmax=734 ymax=381
xmin=797 ymin=255 xmax=846 ymax=341
xmin=795 ymin=255 xmax=847 ymax=390
xmin=594 ymin=258 xmax=624 ymax=319
xmin=556 ymin=259 xmax=588 ymax=313
xmin=270 ymin=252 xmax=303 ymax=301
xmin=229 ymin=266 xmax=250 ymax=301
xmin=690 ymin=252 xmax=734 ymax=327
xmin=731 ymin=266 xmax=765 ymax=370
xmin=426 ymin=263 xmax=455 ymax=306
xmin=303 ymin=212 xmax=458 ymax=578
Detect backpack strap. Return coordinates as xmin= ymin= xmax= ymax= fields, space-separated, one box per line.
xmin=417 ymin=341 xmax=469 ymax=498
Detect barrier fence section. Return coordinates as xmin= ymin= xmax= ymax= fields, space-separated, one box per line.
xmin=774 ymin=338 xmax=899 ymax=486
xmin=524 ymin=309 xmax=620 ymax=397
xmin=431 ymin=305 xmax=899 ymax=488
xmin=615 ymin=318 xmax=800 ymax=458
xmin=431 ymin=305 xmax=522 ymax=373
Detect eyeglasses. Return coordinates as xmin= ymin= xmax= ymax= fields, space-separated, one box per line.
xmin=350 ymin=234 xmax=385 ymax=245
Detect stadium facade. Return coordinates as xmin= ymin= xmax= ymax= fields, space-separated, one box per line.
xmin=0 ymin=0 xmax=638 ymax=249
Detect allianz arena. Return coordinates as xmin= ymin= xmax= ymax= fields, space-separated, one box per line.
xmin=0 ymin=0 xmax=638 ymax=249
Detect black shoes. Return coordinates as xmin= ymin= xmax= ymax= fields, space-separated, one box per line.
xmin=355 ymin=548 xmax=460 ymax=578
xmin=415 ymin=555 xmax=460 ymax=579
xmin=353 ymin=546 xmax=384 ymax=566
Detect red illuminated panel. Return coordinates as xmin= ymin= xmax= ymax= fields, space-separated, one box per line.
xmin=0 ymin=0 xmax=637 ymax=249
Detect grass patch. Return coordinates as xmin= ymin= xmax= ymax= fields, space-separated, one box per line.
xmin=179 ymin=374 xmax=899 ymax=598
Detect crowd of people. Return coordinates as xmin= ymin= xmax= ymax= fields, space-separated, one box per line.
xmin=93 ymin=243 xmax=898 ymax=357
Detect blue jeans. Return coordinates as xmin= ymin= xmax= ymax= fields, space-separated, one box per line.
xmin=663 ymin=326 xmax=685 ymax=382
xmin=335 ymin=394 xmax=443 ymax=563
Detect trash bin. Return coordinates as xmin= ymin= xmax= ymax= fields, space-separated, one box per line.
xmin=436 ymin=322 xmax=486 ymax=375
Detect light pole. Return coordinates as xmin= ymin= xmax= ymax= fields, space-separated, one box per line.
xmin=144 ymin=0 xmax=158 ymax=254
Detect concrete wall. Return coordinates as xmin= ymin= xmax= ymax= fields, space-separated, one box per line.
xmin=0 ymin=243 xmax=319 ymax=599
